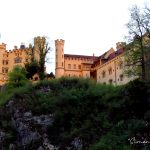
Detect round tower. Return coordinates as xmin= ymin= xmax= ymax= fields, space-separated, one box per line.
xmin=55 ymin=39 xmax=65 ymax=78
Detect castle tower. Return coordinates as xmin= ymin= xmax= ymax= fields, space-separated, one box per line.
xmin=0 ymin=43 xmax=6 ymax=53
xmin=55 ymin=39 xmax=65 ymax=78
xmin=34 ymin=36 xmax=46 ymax=62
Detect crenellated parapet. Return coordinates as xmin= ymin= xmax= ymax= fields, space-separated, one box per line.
xmin=34 ymin=36 xmax=46 ymax=49
xmin=55 ymin=39 xmax=65 ymax=46
xmin=0 ymin=43 xmax=6 ymax=49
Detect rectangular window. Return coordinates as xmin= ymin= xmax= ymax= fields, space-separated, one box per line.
xmin=102 ymin=71 xmax=106 ymax=78
xmin=2 ymin=67 xmax=8 ymax=73
xmin=73 ymin=64 xmax=76 ymax=69
xmin=14 ymin=57 xmax=22 ymax=63
xmin=2 ymin=68 xmax=4 ymax=73
xmin=5 ymin=68 xmax=8 ymax=73
xmin=108 ymin=68 xmax=112 ymax=75
xmin=68 ymin=64 xmax=71 ymax=69
xmin=2 ymin=60 xmax=9 ymax=65
xmin=78 ymin=65 xmax=81 ymax=69
xmin=120 ymin=74 xmax=124 ymax=81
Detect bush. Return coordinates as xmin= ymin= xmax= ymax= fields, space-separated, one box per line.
xmin=1 ymin=78 xmax=150 ymax=149
xmin=6 ymin=66 xmax=30 ymax=89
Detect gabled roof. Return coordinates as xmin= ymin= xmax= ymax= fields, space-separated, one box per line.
xmin=92 ymin=48 xmax=124 ymax=68
xmin=107 ymin=48 xmax=124 ymax=61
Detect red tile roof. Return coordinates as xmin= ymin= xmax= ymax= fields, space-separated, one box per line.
xmin=64 ymin=54 xmax=98 ymax=61
xmin=91 ymin=48 xmax=124 ymax=68
xmin=64 ymin=48 xmax=124 ymax=68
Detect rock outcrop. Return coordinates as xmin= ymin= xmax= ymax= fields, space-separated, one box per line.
xmin=1 ymin=98 xmax=55 ymax=149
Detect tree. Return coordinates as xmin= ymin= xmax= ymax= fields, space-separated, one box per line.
xmin=25 ymin=36 xmax=51 ymax=80
xmin=34 ymin=36 xmax=51 ymax=80
xmin=46 ymin=72 xmax=55 ymax=79
xmin=25 ymin=60 xmax=39 ymax=79
xmin=125 ymin=5 xmax=150 ymax=80
xmin=7 ymin=66 xmax=29 ymax=88
xmin=144 ymin=5 xmax=150 ymax=39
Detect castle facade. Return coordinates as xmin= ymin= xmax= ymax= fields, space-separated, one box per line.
xmin=0 ymin=37 xmax=45 ymax=85
xmin=55 ymin=39 xmax=135 ymax=85
xmin=0 ymin=43 xmax=29 ymax=85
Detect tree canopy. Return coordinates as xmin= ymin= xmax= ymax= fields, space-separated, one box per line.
xmin=124 ymin=5 xmax=150 ymax=80
xmin=7 ymin=66 xmax=29 ymax=88
xmin=25 ymin=36 xmax=51 ymax=80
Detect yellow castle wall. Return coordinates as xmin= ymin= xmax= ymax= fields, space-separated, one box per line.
xmin=0 ymin=37 xmax=47 ymax=85
xmin=96 ymin=55 xmax=135 ymax=85
xmin=64 ymin=56 xmax=93 ymax=78
xmin=55 ymin=39 xmax=65 ymax=78
xmin=55 ymin=39 xmax=136 ymax=85
xmin=0 ymin=45 xmax=29 ymax=85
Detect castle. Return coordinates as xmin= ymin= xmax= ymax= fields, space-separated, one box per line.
xmin=0 ymin=38 xmax=135 ymax=86
xmin=0 ymin=37 xmax=45 ymax=85
xmin=55 ymin=39 xmax=135 ymax=85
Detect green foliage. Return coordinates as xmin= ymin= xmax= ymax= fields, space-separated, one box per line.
xmin=25 ymin=60 xmax=39 ymax=79
xmin=46 ymin=72 xmax=55 ymax=79
xmin=6 ymin=66 xmax=30 ymax=88
xmin=124 ymin=41 xmax=142 ymax=77
xmin=125 ymin=5 xmax=150 ymax=80
xmin=34 ymin=36 xmax=51 ymax=80
xmin=26 ymin=36 xmax=51 ymax=80
xmin=1 ymin=77 xmax=150 ymax=149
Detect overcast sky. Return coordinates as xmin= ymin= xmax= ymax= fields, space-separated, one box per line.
xmin=0 ymin=0 xmax=149 ymax=73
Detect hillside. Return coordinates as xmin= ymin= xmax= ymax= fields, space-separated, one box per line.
xmin=0 ymin=78 xmax=150 ymax=150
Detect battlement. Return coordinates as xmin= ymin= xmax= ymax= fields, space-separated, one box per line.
xmin=55 ymin=39 xmax=65 ymax=45
xmin=34 ymin=36 xmax=46 ymax=44
xmin=7 ymin=48 xmax=28 ymax=53
xmin=0 ymin=43 xmax=6 ymax=50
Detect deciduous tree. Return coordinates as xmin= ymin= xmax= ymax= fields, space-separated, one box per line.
xmin=125 ymin=5 xmax=150 ymax=80
xmin=7 ymin=66 xmax=29 ymax=88
xmin=25 ymin=36 xmax=51 ymax=80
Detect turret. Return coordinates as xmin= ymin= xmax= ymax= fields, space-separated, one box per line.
xmin=0 ymin=43 xmax=6 ymax=54
xmin=55 ymin=39 xmax=65 ymax=78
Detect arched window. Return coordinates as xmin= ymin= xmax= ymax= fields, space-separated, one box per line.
xmin=108 ymin=67 xmax=112 ymax=75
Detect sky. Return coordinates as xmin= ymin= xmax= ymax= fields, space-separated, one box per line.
xmin=0 ymin=0 xmax=149 ymax=73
